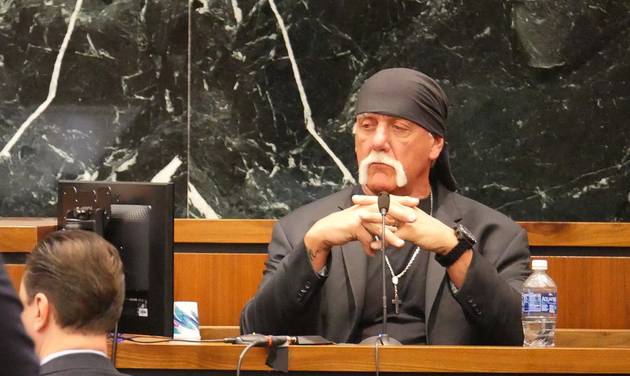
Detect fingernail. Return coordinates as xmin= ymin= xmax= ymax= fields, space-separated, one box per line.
xmin=408 ymin=214 xmax=416 ymax=222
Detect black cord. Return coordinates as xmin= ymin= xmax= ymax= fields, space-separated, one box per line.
xmin=236 ymin=341 xmax=259 ymax=376
xmin=110 ymin=323 xmax=119 ymax=366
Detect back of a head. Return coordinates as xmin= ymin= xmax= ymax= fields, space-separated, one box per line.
xmin=23 ymin=230 xmax=125 ymax=335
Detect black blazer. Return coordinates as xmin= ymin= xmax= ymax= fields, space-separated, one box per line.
xmin=40 ymin=353 xmax=128 ymax=376
xmin=241 ymin=183 xmax=531 ymax=345
xmin=0 ymin=258 xmax=38 ymax=375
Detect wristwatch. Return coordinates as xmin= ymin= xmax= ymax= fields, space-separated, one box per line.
xmin=435 ymin=223 xmax=477 ymax=267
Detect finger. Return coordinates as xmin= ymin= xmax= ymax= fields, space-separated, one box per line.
xmin=352 ymin=195 xmax=377 ymax=206
xmin=357 ymin=211 xmax=398 ymax=226
xmin=363 ymin=222 xmax=405 ymax=248
xmin=356 ymin=225 xmax=377 ymax=256
xmin=384 ymin=204 xmax=419 ymax=224
xmin=370 ymin=239 xmax=382 ymax=251
xmin=390 ymin=195 xmax=420 ymax=207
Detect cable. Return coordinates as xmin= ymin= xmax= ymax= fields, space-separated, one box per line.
xmin=110 ymin=323 xmax=119 ymax=366
xmin=374 ymin=334 xmax=384 ymax=376
xmin=236 ymin=341 xmax=259 ymax=376
xmin=122 ymin=335 xmax=229 ymax=344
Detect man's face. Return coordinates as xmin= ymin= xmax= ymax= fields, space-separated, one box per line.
xmin=354 ymin=113 xmax=443 ymax=196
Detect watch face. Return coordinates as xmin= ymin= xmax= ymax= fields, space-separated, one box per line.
xmin=456 ymin=224 xmax=477 ymax=244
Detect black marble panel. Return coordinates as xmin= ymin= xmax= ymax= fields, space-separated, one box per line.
xmin=1 ymin=0 xmax=629 ymax=221
xmin=0 ymin=0 xmax=188 ymax=216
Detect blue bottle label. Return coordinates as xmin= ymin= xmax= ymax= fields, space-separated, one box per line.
xmin=541 ymin=292 xmax=557 ymax=314
xmin=522 ymin=292 xmax=557 ymax=314
xmin=522 ymin=293 xmax=541 ymax=313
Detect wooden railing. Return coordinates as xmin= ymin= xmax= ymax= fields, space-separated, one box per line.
xmin=2 ymin=218 xmax=630 ymax=329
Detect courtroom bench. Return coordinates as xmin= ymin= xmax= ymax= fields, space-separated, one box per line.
xmin=1 ymin=218 xmax=630 ymax=330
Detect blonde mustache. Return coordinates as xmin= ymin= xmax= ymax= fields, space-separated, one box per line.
xmin=358 ymin=151 xmax=408 ymax=187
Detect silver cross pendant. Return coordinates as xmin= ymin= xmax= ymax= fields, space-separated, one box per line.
xmin=392 ymin=276 xmax=401 ymax=314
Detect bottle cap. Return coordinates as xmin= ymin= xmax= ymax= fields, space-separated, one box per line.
xmin=532 ymin=259 xmax=548 ymax=270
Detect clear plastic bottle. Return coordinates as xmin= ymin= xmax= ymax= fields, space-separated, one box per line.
xmin=522 ymin=259 xmax=557 ymax=347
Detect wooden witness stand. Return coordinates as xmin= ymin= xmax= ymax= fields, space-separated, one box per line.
xmin=1 ymin=218 xmax=630 ymax=374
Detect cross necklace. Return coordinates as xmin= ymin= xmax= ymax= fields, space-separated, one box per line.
xmin=385 ymin=191 xmax=433 ymax=315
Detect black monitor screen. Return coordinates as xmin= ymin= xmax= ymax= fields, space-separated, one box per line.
xmin=57 ymin=180 xmax=174 ymax=337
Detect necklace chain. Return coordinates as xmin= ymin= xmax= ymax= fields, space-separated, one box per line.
xmin=385 ymin=191 xmax=433 ymax=314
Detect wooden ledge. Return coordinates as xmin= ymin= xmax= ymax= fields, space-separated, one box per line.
xmin=199 ymin=327 xmax=630 ymax=348
xmin=520 ymin=221 xmax=630 ymax=247
xmin=114 ymin=339 xmax=630 ymax=373
xmin=2 ymin=218 xmax=630 ymax=250
xmin=174 ymin=219 xmax=275 ymax=244
xmin=0 ymin=217 xmax=57 ymax=252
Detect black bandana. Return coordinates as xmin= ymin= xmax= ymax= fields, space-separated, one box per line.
xmin=355 ymin=68 xmax=457 ymax=191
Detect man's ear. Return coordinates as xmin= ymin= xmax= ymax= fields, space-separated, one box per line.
xmin=32 ymin=292 xmax=52 ymax=332
xmin=429 ymin=135 xmax=444 ymax=161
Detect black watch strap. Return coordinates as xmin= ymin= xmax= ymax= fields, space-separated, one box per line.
xmin=435 ymin=224 xmax=477 ymax=268
xmin=435 ymin=240 xmax=470 ymax=267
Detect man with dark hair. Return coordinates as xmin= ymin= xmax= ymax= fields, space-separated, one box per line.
xmin=0 ymin=257 xmax=38 ymax=375
xmin=241 ymin=68 xmax=531 ymax=345
xmin=19 ymin=230 xmax=128 ymax=375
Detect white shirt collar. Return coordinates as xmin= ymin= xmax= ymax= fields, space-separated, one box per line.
xmin=40 ymin=349 xmax=108 ymax=366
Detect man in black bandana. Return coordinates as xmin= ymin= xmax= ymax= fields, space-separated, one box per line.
xmin=241 ymin=68 xmax=531 ymax=345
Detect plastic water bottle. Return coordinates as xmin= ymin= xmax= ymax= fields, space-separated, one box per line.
xmin=522 ymin=259 xmax=557 ymax=347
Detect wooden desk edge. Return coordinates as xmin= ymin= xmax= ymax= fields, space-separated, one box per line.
xmin=114 ymin=341 xmax=630 ymax=373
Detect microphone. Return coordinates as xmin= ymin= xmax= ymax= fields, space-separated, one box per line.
xmin=230 ymin=334 xmax=296 ymax=347
xmin=378 ymin=191 xmax=390 ymax=215
xmin=378 ymin=192 xmax=390 ymax=341
xmin=359 ymin=190 xmax=401 ymax=345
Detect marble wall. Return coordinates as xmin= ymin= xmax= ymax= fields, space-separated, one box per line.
xmin=1 ymin=0 xmax=628 ymax=221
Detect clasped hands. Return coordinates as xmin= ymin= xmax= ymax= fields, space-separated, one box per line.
xmin=304 ymin=194 xmax=458 ymax=272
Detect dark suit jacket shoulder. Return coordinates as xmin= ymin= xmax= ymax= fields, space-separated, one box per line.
xmin=40 ymin=353 xmax=128 ymax=376
xmin=0 ymin=258 xmax=39 ymax=376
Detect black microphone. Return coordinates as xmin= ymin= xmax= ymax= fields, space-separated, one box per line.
xmin=359 ymin=191 xmax=401 ymax=345
xmin=378 ymin=191 xmax=390 ymax=215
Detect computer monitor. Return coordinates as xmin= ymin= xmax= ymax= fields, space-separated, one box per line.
xmin=57 ymin=180 xmax=174 ymax=337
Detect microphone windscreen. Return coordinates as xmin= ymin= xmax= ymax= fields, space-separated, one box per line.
xmin=377 ymin=192 xmax=390 ymax=215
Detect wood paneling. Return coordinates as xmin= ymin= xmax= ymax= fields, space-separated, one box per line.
xmin=174 ymin=253 xmax=630 ymax=329
xmin=3 ymin=218 xmax=630 ymax=330
xmin=0 ymin=217 xmax=57 ymax=252
xmin=114 ymin=341 xmax=630 ymax=373
xmin=174 ymin=253 xmax=266 ymax=326
xmin=520 ymin=221 xmax=630 ymax=247
xmin=174 ymin=219 xmax=275 ymax=244
xmin=541 ymin=256 xmax=630 ymax=329
xmin=4 ymin=264 xmax=25 ymax=291
xmin=6 ymin=253 xmax=630 ymax=329
xmin=200 ymin=325 xmax=240 ymax=339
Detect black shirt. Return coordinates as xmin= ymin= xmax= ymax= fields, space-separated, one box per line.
xmin=354 ymin=188 xmax=433 ymax=344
